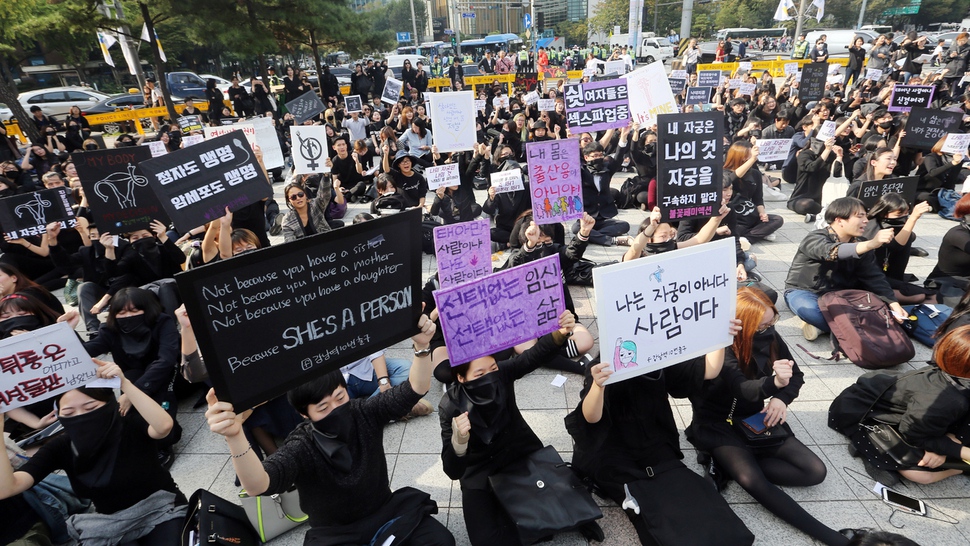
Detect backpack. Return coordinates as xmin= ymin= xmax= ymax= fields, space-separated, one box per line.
xmin=901 ymin=303 xmax=953 ymax=347
xmin=614 ymin=176 xmax=650 ymax=209
xmin=937 ymin=188 xmax=961 ymax=221
xmin=818 ymin=290 xmax=915 ymax=369
xmin=421 ymin=217 xmax=441 ymax=255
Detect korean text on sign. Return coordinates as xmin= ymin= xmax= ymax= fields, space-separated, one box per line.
xmin=563 ymin=80 xmax=632 ymax=133
xmin=433 ymin=218 xmax=492 ymax=289
xmin=526 ymin=139 xmax=583 ymax=225
xmin=657 ymin=111 xmax=723 ymax=222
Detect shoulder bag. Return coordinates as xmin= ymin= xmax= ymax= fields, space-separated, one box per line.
xmin=239 ymin=488 xmax=308 ymax=542
xmin=727 ymin=398 xmax=790 ymax=448
xmin=181 ymin=489 xmax=259 ymax=546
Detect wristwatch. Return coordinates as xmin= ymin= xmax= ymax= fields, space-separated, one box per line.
xmin=378 ymin=376 xmax=390 ymax=387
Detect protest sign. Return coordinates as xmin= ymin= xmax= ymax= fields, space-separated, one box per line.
xmin=622 ymin=62 xmax=677 ymax=126
xmin=857 ymin=176 xmax=919 ymax=209
xmin=657 ymin=111 xmax=722 ymax=222
xmin=901 ymin=107 xmax=963 ymax=150
xmin=515 ymin=72 xmax=539 ymax=92
xmin=289 ymin=125 xmax=331 ymax=174
xmin=0 ymin=322 xmax=98 ymax=411
xmin=474 ymin=99 xmax=487 ymax=112
xmin=668 ymin=78 xmax=687 ymax=94
xmin=526 ymin=139 xmax=583 ymax=225
xmin=345 ymin=95 xmax=363 ymax=113
xmin=178 ymin=209 xmax=423 ymax=410
xmin=755 ymin=139 xmax=792 ymax=163
xmin=888 ymin=85 xmax=934 ymax=112
xmin=285 ymin=90 xmax=326 ymax=124
xmin=138 ymin=131 xmax=273 ymax=233
xmin=0 ymin=188 xmax=76 ymax=239
xmin=538 ymin=98 xmax=557 ymax=111
xmin=147 ymin=141 xmax=167 ymax=157
xmin=865 ymin=68 xmax=883 ymax=81
xmin=434 ymin=254 xmax=566 ymax=364
xmin=249 ymin=116 xmax=285 ymax=170
xmin=592 ymin=238 xmax=736 ymax=384
xmin=428 ymin=91 xmax=477 ymax=153
xmin=697 ymin=70 xmax=721 ymax=87
xmin=492 ymin=95 xmax=510 ymax=110
xmin=784 ymin=63 xmax=799 ymax=77
xmin=491 ymin=168 xmax=524 ymax=193
xmin=582 ymin=67 xmax=596 ymax=77
xmin=183 ymin=134 xmax=204 ymax=147
xmin=817 ymin=120 xmax=837 ymax=141
xmin=205 ymin=122 xmax=257 ymax=146
xmin=942 ymin=133 xmax=970 ymax=155
xmin=738 ymin=83 xmax=756 ymax=96
xmin=685 ymin=87 xmax=712 ymax=105
xmin=604 ymin=60 xmax=626 ymax=75
xmin=177 ymin=115 xmax=204 ymax=134
xmin=727 ymin=78 xmax=741 ymax=89
xmin=564 ymin=79 xmax=631 ymax=133
xmin=73 ymin=147 xmax=169 ymax=233
xmin=425 ymin=163 xmax=461 ymax=190
xmin=433 ymin=219 xmax=491 ymax=289
xmin=670 ymin=69 xmax=687 ymax=79
xmin=523 ymin=91 xmax=540 ymax=105
xmin=738 ymin=61 xmax=752 ymax=73
xmin=798 ymin=62 xmax=827 ymax=101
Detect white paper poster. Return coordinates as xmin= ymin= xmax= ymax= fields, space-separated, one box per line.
xmin=182 ymin=134 xmax=204 ymax=147
xmin=738 ymin=83 xmax=756 ymax=96
xmin=942 ymin=133 xmax=970 ymax=155
xmin=250 ymin=116 xmax=285 ymax=170
xmin=492 ymin=96 xmax=509 ymax=110
xmin=147 ymin=141 xmax=167 ymax=157
xmin=866 ymin=68 xmax=883 ymax=81
xmin=604 ymin=60 xmax=626 ymax=75
xmin=490 ymin=168 xmax=524 ymax=193
xmin=524 ymin=91 xmax=540 ymax=105
xmin=428 ymin=91 xmax=477 ymax=153
xmin=727 ymin=78 xmax=741 ymax=89
xmin=755 ymin=139 xmax=793 ymax=162
xmin=784 ymin=63 xmax=799 ymax=77
xmin=425 ymin=163 xmax=462 ymax=190
xmin=474 ymin=99 xmax=487 ymax=111
xmin=817 ymin=120 xmax=837 ymax=141
xmin=288 ymin=125 xmax=330 ymax=174
xmin=538 ymin=99 xmax=557 ymax=111
xmin=622 ymin=61 xmax=677 ymax=126
xmin=670 ymin=69 xmax=688 ymax=79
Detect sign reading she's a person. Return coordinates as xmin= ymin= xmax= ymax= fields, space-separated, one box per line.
xmin=0 ymin=188 xmax=76 ymax=239
xmin=433 ymin=219 xmax=491 ymax=289
xmin=73 ymin=147 xmax=169 ymax=233
xmin=526 ymin=139 xmax=583 ymax=225
xmin=0 ymin=323 xmax=98 ymax=411
xmin=656 ymin=111 xmax=723 ymax=222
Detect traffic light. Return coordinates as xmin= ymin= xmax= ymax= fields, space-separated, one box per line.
xmin=451 ymin=36 xmax=457 ymax=46
xmin=536 ymin=11 xmax=544 ymax=31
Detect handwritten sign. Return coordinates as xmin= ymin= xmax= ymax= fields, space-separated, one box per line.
xmin=784 ymin=63 xmax=799 ymax=77
xmin=433 ymin=219 xmax=491 ymax=289
xmin=817 ymin=120 xmax=837 ymax=141
xmin=345 ymin=95 xmax=363 ymax=113
xmin=515 ymin=72 xmax=539 ymax=92
xmin=434 ymin=254 xmax=566 ymax=364
xmin=798 ymin=62 xmax=827 ymax=101
xmin=865 ymin=68 xmax=883 ymax=81
xmin=428 ymin=91 xmax=477 ymax=153
xmin=139 ymin=131 xmax=273 ymax=233
xmin=622 ymin=62 xmax=677 ymax=126
xmin=564 ymin=80 xmax=631 ymax=133
xmin=668 ymin=78 xmax=687 ymax=94
xmin=425 ymin=163 xmax=461 ymax=190
xmin=737 ymin=61 xmax=752 ymax=73
xmin=942 ymin=133 xmax=970 ymax=155
xmin=474 ymin=99 xmax=487 ymax=112
xmin=523 ymin=91 xmax=540 ymax=105
xmin=289 ymin=125 xmax=330 ymax=174
xmin=727 ymin=78 xmax=741 ymax=89
xmin=755 ymin=139 xmax=792 ymax=163
xmin=0 ymin=188 xmax=76 ymax=239
xmin=901 ymin=107 xmax=963 ymax=150
xmin=177 ymin=210 xmax=423 ymax=410
xmin=206 ymin=118 xmax=284 ymax=170
xmin=657 ymin=111 xmax=722 ymax=222
xmin=526 ymin=139 xmax=582 ymax=225
xmin=491 ymin=168 xmax=524 ymax=193
xmin=183 ymin=134 xmax=205 ymax=147
xmin=857 ymin=176 xmax=919 ymax=209
xmin=888 ymin=85 xmax=934 ymax=112
xmin=492 ymin=96 xmax=510 ymax=110
xmin=73 ymin=147 xmax=169 ymax=233
xmin=670 ymin=69 xmax=687 ymax=79
xmin=147 ymin=141 xmax=167 ymax=157
xmin=738 ymin=83 xmax=756 ymax=96
xmin=285 ymin=90 xmax=325 ymax=124
xmin=685 ymin=87 xmax=712 ymax=105
xmin=604 ymin=60 xmax=626 ymax=75
xmin=697 ymin=70 xmax=721 ymax=87
xmin=592 ymin=238 xmax=736 ymax=384
xmin=0 ymin=323 xmax=98 ymax=411
xmin=538 ymin=98 xmax=556 ymax=111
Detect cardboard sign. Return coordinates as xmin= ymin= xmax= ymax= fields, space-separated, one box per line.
xmin=177 ymin=209 xmax=423 ymax=410
xmin=285 ymin=90 xmax=326 ymax=124
xmin=622 ymin=62 xmax=677 ymax=126
xmin=564 ymin=80 xmax=631 ymax=133
xmin=433 ymin=218 xmax=491 ymax=289
xmin=798 ymin=62 xmax=827 ymax=101
xmin=289 ymin=125 xmax=330 ymax=174
xmin=147 ymin=141 xmax=167 ymax=157
xmin=425 ymin=163 xmax=461 ymax=190
xmin=138 ymin=131 xmax=273 ymax=233
xmin=0 ymin=188 xmax=76 ymax=239
xmin=0 ymin=323 xmax=98 ymax=411
xmin=491 ymin=168 xmax=524 ymax=193
xmin=901 ymin=107 xmax=963 ymax=150
xmin=888 ymin=85 xmax=934 ymax=112
xmin=755 ymin=138 xmax=792 ymax=163
xmin=73 ymin=147 xmax=169 ymax=233
xmin=538 ymin=98 xmax=557 ymax=111
xmin=434 ymin=254 xmax=566 ymax=365
xmin=668 ymin=78 xmax=687 ymax=94
xmin=592 ymin=238 xmax=736 ymax=384
xmin=817 ymin=120 xmax=837 ymax=141
xmin=177 ymin=115 xmax=204 ymax=134
xmin=428 ymin=91 xmax=477 ymax=153
xmin=942 ymin=133 xmax=970 ymax=155
xmin=604 ymin=60 xmax=626 ymax=75
xmin=738 ymin=83 xmax=756 ymax=96
xmin=697 ymin=70 xmax=721 ymax=87
xmin=526 ymin=139 xmax=583 ymax=225
xmin=865 ymin=68 xmax=883 ymax=81
xmin=784 ymin=63 xmax=799 ymax=77
xmin=685 ymin=87 xmax=712 ymax=105
xmin=857 ymin=176 xmax=919 ymax=209
xmin=657 ymin=111 xmax=723 ymax=222
xmin=345 ymin=95 xmax=363 ymax=113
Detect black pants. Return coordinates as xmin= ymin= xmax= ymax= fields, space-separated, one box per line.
xmin=737 ymin=214 xmax=784 ymax=241
xmin=461 ymin=488 xmax=521 ymax=546
xmin=400 ymin=515 xmax=455 ymax=546
xmin=788 ymin=198 xmax=821 ymax=216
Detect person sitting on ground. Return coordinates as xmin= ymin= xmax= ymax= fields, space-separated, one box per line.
xmin=927 ymin=193 xmax=970 ymax=292
xmin=577 ymin=123 xmax=633 ymax=246
xmin=863 ymin=194 xmax=936 ymax=304
xmin=623 ymin=205 xmax=727 ymax=262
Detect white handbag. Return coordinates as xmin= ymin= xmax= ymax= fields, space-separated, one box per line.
xmin=820 ymin=159 xmax=849 ymax=208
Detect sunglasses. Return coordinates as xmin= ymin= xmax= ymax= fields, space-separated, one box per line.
xmin=288 ymin=191 xmax=306 ymax=201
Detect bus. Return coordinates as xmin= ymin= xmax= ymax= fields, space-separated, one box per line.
xmin=716 ymin=28 xmax=788 ymax=41
xmin=396 ymin=46 xmax=417 ymax=55
xmin=459 ymin=33 xmax=523 ymax=60
xmin=860 ymin=25 xmax=893 ymax=35
xmin=416 ymin=41 xmax=457 ymax=61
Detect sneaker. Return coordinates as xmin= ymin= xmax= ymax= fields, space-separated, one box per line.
xmin=738 ymin=237 xmax=751 ymax=251
xmin=804 ymin=213 xmax=816 ymax=223
xmin=269 ymin=214 xmax=284 ymax=236
xmin=763 ymin=233 xmax=777 ymax=242
xmin=802 ymin=321 xmax=820 ymax=341
xmin=613 ymin=235 xmax=633 ymax=246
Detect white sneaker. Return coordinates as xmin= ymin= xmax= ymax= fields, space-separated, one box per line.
xmin=802 ymin=321 xmax=820 ymax=341
xmin=739 ymin=237 xmax=751 ymax=251
xmin=764 ymin=233 xmax=777 ymax=242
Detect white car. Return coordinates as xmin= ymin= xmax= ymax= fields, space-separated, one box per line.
xmin=18 ymin=87 xmax=110 ymax=120
xmin=0 ymin=102 xmax=12 ymax=121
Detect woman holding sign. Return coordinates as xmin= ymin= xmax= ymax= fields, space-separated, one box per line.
xmin=917 ymin=136 xmax=966 ymax=212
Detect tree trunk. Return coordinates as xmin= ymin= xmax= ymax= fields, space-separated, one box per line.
xmin=243 ymin=0 xmax=270 ymax=86
xmin=309 ymin=29 xmax=324 ymax=90
xmin=0 ymin=57 xmax=41 ymax=145
xmin=140 ymin=2 xmax=178 ymax=121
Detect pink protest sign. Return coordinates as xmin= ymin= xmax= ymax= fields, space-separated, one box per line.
xmin=434 ymin=254 xmax=566 ymax=365
xmin=433 ymin=219 xmax=492 ymax=289
xmin=526 ymin=139 xmax=583 ymax=225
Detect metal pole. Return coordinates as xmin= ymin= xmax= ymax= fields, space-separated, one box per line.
xmin=110 ymin=0 xmax=146 ymax=89
xmin=680 ymin=0 xmax=693 ymax=41
xmin=857 ymin=0 xmax=868 ymax=30
xmin=793 ymin=0 xmax=810 ymax=43
xmin=653 ymin=1 xmax=659 ymax=34
xmin=409 ymin=0 xmax=419 ymax=45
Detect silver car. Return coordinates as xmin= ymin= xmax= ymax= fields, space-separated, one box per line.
xmin=18 ymin=86 xmax=110 ymax=120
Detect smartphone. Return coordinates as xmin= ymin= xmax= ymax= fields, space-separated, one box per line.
xmin=741 ymin=413 xmax=768 ymax=434
xmin=111 ymin=235 xmax=120 ymax=248
xmin=882 ymin=488 xmax=927 ymax=516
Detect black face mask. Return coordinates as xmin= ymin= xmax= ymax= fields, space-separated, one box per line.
xmin=0 ymin=315 xmax=41 ymax=338
xmin=589 ymin=158 xmax=605 ymax=171
xmin=116 ymin=315 xmax=153 ymax=358
xmin=453 ymin=371 xmax=508 ymax=445
xmin=132 ymin=237 xmax=158 ymax=257
xmin=750 ymin=130 xmax=762 ymax=138
xmin=59 ymin=399 xmax=123 ymax=487
xmin=878 ymin=121 xmax=893 ymax=130
xmin=882 ymin=215 xmax=909 ymax=228
xmin=645 ymin=239 xmax=678 ymax=255
xmin=311 ymin=402 xmax=355 ymax=472
xmin=116 ymin=314 xmax=147 ymax=334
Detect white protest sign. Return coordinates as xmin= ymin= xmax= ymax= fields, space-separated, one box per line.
xmin=524 ymin=91 xmax=540 ymax=105
xmin=755 ymin=139 xmax=793 ymax=163
xmin=670 ymin=69 xmax=687 ymax=79
xmin=604 ymin=60 xmax=626 ymax=75
xmin=727 ymin=78 xmax=741 ymax=89
xmin=739 ymin=83 xmax=756 ymax=96
xmin=0 ymin=322 xmax=98 ymax=411
xmin=204 ymin=122 xmax=257 ymax=146
xmin=583 ymin=67 xmax=596 ymax=77
xmin=250 ymin=116 xmax=285 ymax=169
xmin=492 ymin=96 xmax=509 ymax=110
xmin=793 ymin=71 xmax=802 ymax=82
xmin=942 ymin=133 xmax=970 ymax=155
xmin=817 ymin=120 xmax=837 ymax=141
xmin=289 ymin=125 xmax=330 ymax=174
xmin=147 ymin=141 xmax=167 ymax=157
xmin=784 ymin=63 xmax=799 ymax=77
xmin=738 ymin=61 xmax=752 ymax=73
xmin=428 ymin=91 xmax=477 ymax=153
xmin=425 ymin=163 xmax=462 ymax=190
xmin=538 ymin=98 xmax=557 ymax=111
xmin=474 ymin=99 xmax=487 ymax=111
xmin=914 ymin=54 xmax=934 ymax=64
xmin=382 ymin=77 xmax=403 ymax=105
xmin=593 ymin=238 xmax=737 ymax=384
xmin=827 ymin=74 xmax=842 ymax=85
xmin=490 ymin=168 xmax=524 ymax=193
xmin=866 ymin=68 xmax=883 ymax=81
xmin=828 ymin=63 xmax=841 ymax=75
xmin=182 ymin=134 xmax=204 ymax=147
xmin=622 ymin=61 xmax=677 ymax=126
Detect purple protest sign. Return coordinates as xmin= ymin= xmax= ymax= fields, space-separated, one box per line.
xmin=526 ymin=139 xmax=583 ymax=225
xmin=433 ymin=219 xmax=492 ymax=289
xmin=434 ymin=254 xmax=566 ymax=365
xmin=564 ymin=79 xmax=631 ymax=133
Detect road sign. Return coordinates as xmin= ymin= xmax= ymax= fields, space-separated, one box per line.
xmin=883 ymin=6 xmax=919 ymax=15
xmin=444 ymin=29 xmax=454 ymax=35
xmin=523 ymin=13 xmax=532 ymax=29
xmin=462 ymin=12 xmax=475 ymax=18
xmin=396 ymin=32 xmax=411 ymax=42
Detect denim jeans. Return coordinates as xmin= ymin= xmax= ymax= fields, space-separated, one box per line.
xmin=345 ymin=358 xmax=412 ymax=398
xmin=784 ymin=289 xmax=830 ymax=332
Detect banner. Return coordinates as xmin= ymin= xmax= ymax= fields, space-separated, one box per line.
xmin=514 ymin=72 xmax=539 ymax=92
xmin=285 ymin=90 xmax=325 ymax=124
xmin=526 ymin=139 xmax=583 ymax=225
xmin=491 ymin=168 xmax=524 ymax=193
xmin=755 ymin=138 xmax=793 ymax=162
xmin=73 ymin=147 xmax=169 ymax=233
xmin=623 ymin=62 xmax=677 ymax=126
xmin=592 ymin=238 xmax=736 ymax=384
xmin=656 ymin=111 xmax=723 ymax=222
xmin=0 ymin=188 xmax=76 ymax=239
xmin=425 ymin=163 xmax=461 ymax=190
xmin=434 ymin=254 xmax=566 ymax=364
xmin=428 ymin=91 xmax=477 ymax=153
xmin=888 ymin=85 xmax=934 ymax=113
xmin=564 ymin=80 xmax=631 ymax=133
xmin=433 ymin=219 xmax=491 ymax=288
xmin=289 ymin=125 xmax=331 ymax=174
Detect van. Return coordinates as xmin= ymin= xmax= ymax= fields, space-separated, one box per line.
xmin=805 ymin=29 xmax=876 ymax=58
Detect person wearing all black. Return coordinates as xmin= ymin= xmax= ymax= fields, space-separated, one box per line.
xmin=481 ymin=151 xmax=529 ymax=247
xmin=414 ymin=62 xmax=429 ymax=94
xmin=227 ymin=77 xmax=253 ymax=117
xmin=724 ymin=140 xmax=784 ymax=240
xmin=50 ymin=226 xmax=117 ymax=333
xmin=928 ymin=193 xmax=970 ymax=290
xmin=428 ymin=149 xmax=482 ymax=224
xmin=789 ymin=136 xmax=841 ymax=218
xmin=917 ymin=141 xmax=965 ymax=211
xmin=283 ymin=66 xmax=308 ymax=104
xmin=863 ymin=194 xmax=936 ymax=304
xmin=328 ymin=135 xmax=366 ymax=200
xmin=204 ymin=79 xmax=223 ymax=124
xmin=383 ymin=150 xmax=428 ymax=208
xmin=400 ymin=60 xmax=418 ymax=93
xmin=577 ymin=126 xmax=632 ymax=246
xmin=28 ymin=105 xmax=61 ymax=133
xmin=350 ymin=64 xmax=372 ymax=99
xmin=250 ymin=77 xmax=275 ymax=116
xmin=368 ymin=61 xmax=388 ymax=99
xmin=0 ymin=124 xmax=22 ymax=163
xmin=447 ymin=58 xmax=465 ymax=90
xmin=62 ymin=120 xmax=87 ymax=153
xmin=320 ymin=65 xmax=341 ymax=104
xmin=614 ymin=128 xmax=656 ymax=210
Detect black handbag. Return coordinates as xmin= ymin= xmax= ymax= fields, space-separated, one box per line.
xmin=727 ymin=398 xmax=790 ymax=448
xmin=181 ymin=489 xmax=260 ymax=546
xmin=488 ymin=445 xmax=602 ymax=544
xmin=854 ymin=370 xmax=926 ymax=468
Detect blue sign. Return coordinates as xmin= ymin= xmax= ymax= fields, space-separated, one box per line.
xmin=444 ymin=29 xmax=454 ymax=35
xmin=461 ymin=12 xmax=475 ymax=18
xmin=396 ymin=32 xmax=411 ymax=42
xmin=523 ymin=13 xmax=532 ymax=29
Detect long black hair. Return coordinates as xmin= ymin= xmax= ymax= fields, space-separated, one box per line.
xmin=105 ymin=287 xmax=163 ymax=331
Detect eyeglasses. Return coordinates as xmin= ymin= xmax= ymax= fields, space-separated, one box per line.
xmin=288 ymin=192 xmax=306 ymax=201
xmin=756 ymin=316 xmax=778 ymax=333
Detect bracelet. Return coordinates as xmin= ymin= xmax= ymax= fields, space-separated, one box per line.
xmin=413 ymin=344 xmax=432 ymax=357
xmin=232 ymin=444 xmax=253 ymax=458
xmin=377 ymin=376 xmax=389 ymax=381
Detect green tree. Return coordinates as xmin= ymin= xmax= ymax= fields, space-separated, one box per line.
xmin=555 ymin=20 xmax=589 ymax=47
xmin=372 ymin=0 xmax=429 ymax=44
xmin=588 ymin=0 xmax=629 ymax=35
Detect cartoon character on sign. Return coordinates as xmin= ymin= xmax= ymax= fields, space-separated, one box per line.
xmin=614 ymin=338 xmax=638 ymax=370
xmin=650 ymin=266 xmax=665 ymax=283
xmin=14 ymin=193 xmax=52 ymax=225
xmin=95 ymin=164 xmax=149 ymax=208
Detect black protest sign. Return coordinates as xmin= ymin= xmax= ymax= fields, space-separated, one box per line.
xmin=657 ymin=111 xmax=723 ymax=222
xmin=668 ymin=78 xmax=687 ymax=94
xmin=285 ymin=90 xmax=326 ymax=124
xmin=697 ymin=70 xmax=721 ymax=87
xmin=137 ymin=130 xmax=273 ymax=233
xmin=798 ymin=62 xmax=827 ymax=101
xmin=0 ymin=188 xmax=76 ymax=239
xmin=73 ymin=147 xmax=170 ymax=233
xmin=345 ymin=95 xmax=363 ymax=113
xmin=177 ymin=209 xmax=423 ymax=410
xmin=888 ymin=85 xmax=934 ymax=113
xmin=857 ymin=176 xmax=919 ymax=209
xmin=685 ymin=86 xmax=712 ymax=105
xmin=177 ymin=115 xmax=204 ymax=134
xmin=901 ymin=107 xmax=963 ymax=150
xmin=515 ymin=72 xmax=539 ymax=92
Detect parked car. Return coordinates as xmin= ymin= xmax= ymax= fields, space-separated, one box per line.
xmin=79 ymin=92 xmax=149 ymax=132
xmin=200 ymin=74 xmax=233 ymax=98
xmin=18 ymin=87 xmax=110 ymax=120
xmin=805 ymin=30 xmax=876 ymax=58
xmin=932 ymin=31 xmax=960 ymax=50
xmin=0 ymin=103 xmax=12 ymax=122
xmin=165 ymin=71 xmax=208 ymax=101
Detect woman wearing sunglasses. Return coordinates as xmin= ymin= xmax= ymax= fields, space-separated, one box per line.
xmin=280 ymin=177 xmax=333 ymax=243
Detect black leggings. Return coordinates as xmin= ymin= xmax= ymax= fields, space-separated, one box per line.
xmin=712 ymin=438 xmax=848 ymax=546
xmin=788 ymin=198 xmax=822 ymax=216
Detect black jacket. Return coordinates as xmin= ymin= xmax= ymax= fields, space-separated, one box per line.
xmin=788 ymin=147 xmax=837 ymax=209
xmin=82 ymin=314 xmax=180 ymax=397
xmin=580 ymin=142 xmax=627 ymax=220
xmin=784 ymin=227 xmax=896 ymax=302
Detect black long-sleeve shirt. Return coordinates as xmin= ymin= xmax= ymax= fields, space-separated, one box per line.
xmin=83 ymin=314 xmax=180 ymax=397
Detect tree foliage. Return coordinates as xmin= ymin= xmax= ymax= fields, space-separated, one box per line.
xmin=371 ymin=0 xmax=430 ymax=43
xmin=555 ymin=20 xmax=590 ymax=46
